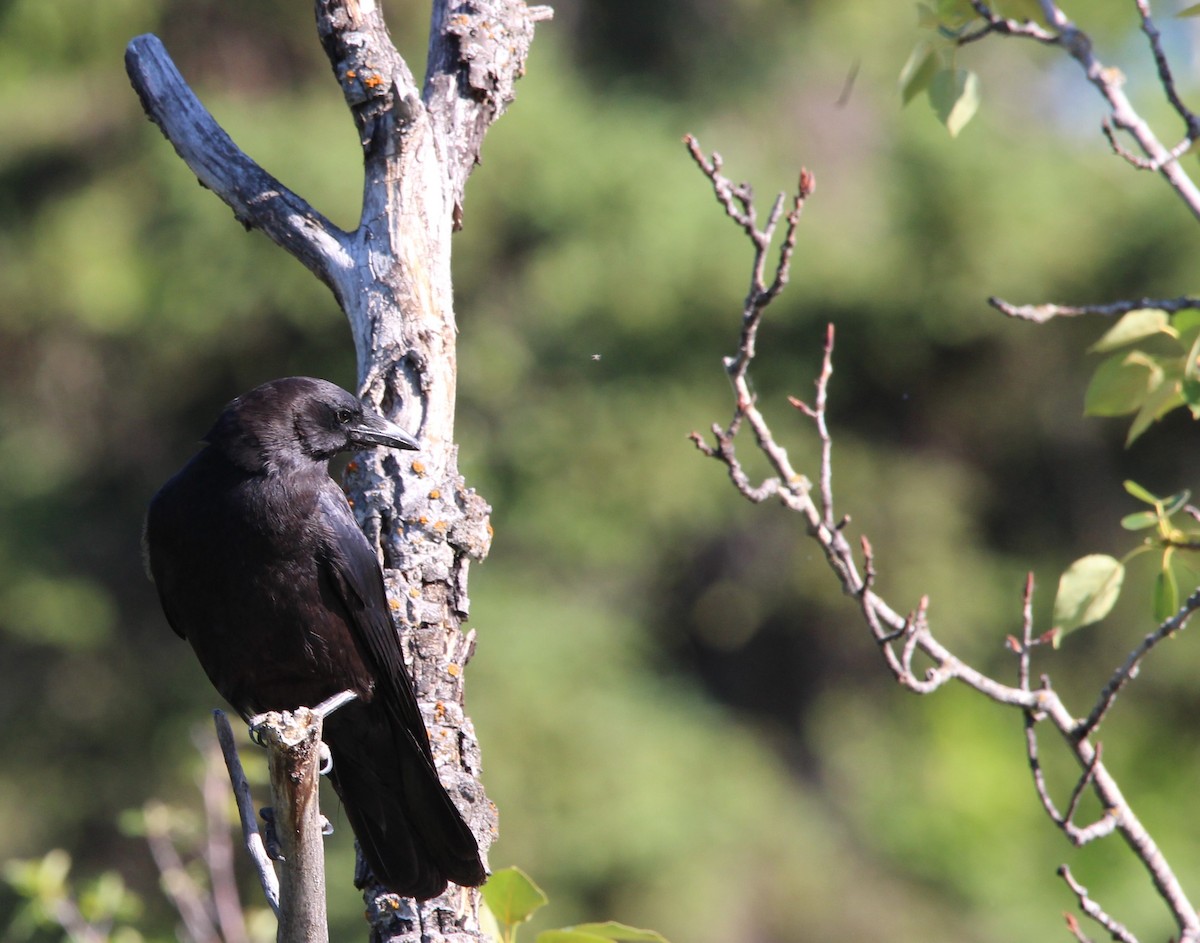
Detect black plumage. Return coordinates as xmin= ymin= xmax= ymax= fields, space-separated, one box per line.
xmin=144 ymin=377 xmax=485 ymax=899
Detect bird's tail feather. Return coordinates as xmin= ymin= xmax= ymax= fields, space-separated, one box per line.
xmin=324 ymin=703 xmax=485 ymax=899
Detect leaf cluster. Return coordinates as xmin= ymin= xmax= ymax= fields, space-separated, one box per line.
xmin=898 ymin=1 xmax=1045 ymax=136
xmin=1053 ymin=480 xmax=1200 ymax=643
xmin=1084 ymin=308 xmax=1200 ymax=445
xmin=3 ymin=850 xmax=144 ymax=943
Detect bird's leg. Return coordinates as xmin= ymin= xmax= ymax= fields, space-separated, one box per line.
xmin=245 ymin=690 xmax=357 ymax=747
xmin=312 ymin=690 xmax=358 ymax=775
xmin=312 ymin=689 xmax=358 ymax=718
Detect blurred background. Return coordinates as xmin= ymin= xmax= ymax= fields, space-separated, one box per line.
xmin=5 ymin=0 xmax=1200 ymax=940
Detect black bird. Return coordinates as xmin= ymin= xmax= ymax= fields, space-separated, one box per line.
xmin=144 ymin=377 xmax=485 ymax=899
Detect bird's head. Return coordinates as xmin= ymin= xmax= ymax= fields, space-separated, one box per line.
xmin=206 ymin=377 xmax=419 ymax=473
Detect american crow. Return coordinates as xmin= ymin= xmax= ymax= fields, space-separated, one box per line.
xmin=144 ymin=377 xmax=485 ymax=899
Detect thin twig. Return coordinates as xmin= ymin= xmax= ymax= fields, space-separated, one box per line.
xmin=1103 ymin=119 xmax=1196 ymax=172
xmin=1017 ymin=573 xmax=1035 ymax=693
xmin=1059 ymin=865 xmax=1141 ymax=943
xmin=965 ymin=0 xmax=1061 ymax=43
xmin=988 ymin=293 xmax=1200 ymax=323
xmin=1078 ymin=586 xmax=1200 ymax=737
xmin=964 ymin=0 xmax=1200 ymax=220
xmin=788 ymin=322 xmax=836 ymax=529
xmin=1134 ymin=0 xmax=1200 ymax=137
xmin=1063 ymin=910 xmax=1097 ymax=943
xmin=213 ymin=710 xmax=281 ymax=915
xmin=688 ymin=140 xmax=1200 ymax=940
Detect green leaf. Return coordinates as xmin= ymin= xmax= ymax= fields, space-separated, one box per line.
xmin=1120 ymin=510 xmax=1160 ymax=530
xmin=934 ymin=0 xmax=977 ymax=26
xmin=1084 ymin=351 xmax=1160 ymax=417
xmin=899 ymin=43 xmax=940 ymax=106
xmin=537 ymin=928 xmax=671 ymax=943
xmin=1181 ymin=328 xmax=1200 ymax=412
xmin=570 ymin=924 xmax=671 ymax=943
xmin=928 ymin=68 xmax=980 ymax=137
xmin=1088 ymin=308 xmax=1171 ymax=353
xmin=1053 ymin=554 xmax=1125 ymax=635
xmin=1173 ymin=308 xmax=1200 ymax=339
xmin=1124 ymin=479 xmax=1161 ymax=504
xmin=482 ymin=867 xmax=549 ymax=929
xmin=1154 ymin=565 xmax=1179 ymax=623
xmin=1126 ymin=367 xmax=1183 ymax=445
xmin=916 ymin=2 xmax=940 ymax=28
xmin=1178 ymin=1 xmax=1200 ymax=16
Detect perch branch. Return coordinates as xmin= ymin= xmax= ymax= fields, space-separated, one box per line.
xmin=257 ymin=707 xmax=331 ymax=943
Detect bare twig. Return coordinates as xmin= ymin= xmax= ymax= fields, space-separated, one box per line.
xmin=1134 ymin=0 xmax=1200 ymax=138
xmin=1059 ymin=865 xmax=1141 ymax=943
xmin=1103 ymin=118 xmax=1196 ymax=173
xmin=214 ymin=710 xmax=280 ymax=915
xmin=962 ymin=0 xmax=1200 ymax=221
xmin=1063 ymin=910 xmax=1098 ymax=943
xmin=688 ymin=144 xmax=1200 ymax=941
xmin=988 ymin=293 xmax=1200 ymax=324
xmin=1078 ymin=586 xmax=1200 ymax=737
xmin=964 ymin=1 xmax=1060 ymax=44
xmin=788 ymin=323 xmax=836 ymax=529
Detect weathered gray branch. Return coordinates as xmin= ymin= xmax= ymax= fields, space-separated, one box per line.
xmin=124 ymin=34 xmax=354 ymax=299
xmin=424 ymin=0 xmax=553 ymax=216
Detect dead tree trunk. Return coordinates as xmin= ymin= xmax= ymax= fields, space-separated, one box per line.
xmin=125 ymin=2 xmax=551 ymax=940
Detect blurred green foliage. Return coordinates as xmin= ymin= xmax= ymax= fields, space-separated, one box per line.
xmin=5 ymin=1 xmax=1200 ymax=942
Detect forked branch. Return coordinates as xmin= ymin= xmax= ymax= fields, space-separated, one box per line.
xmin=685 ymin=135 xmax=1200 ymax=943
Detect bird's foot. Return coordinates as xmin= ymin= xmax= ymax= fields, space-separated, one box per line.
xmin=318 ymin=741 xmax=333 ymax=775
xmin=247 ymin=711 xmax=281 ymax=747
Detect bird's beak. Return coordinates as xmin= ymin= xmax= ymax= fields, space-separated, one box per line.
xmin=349 ymin=412 xmax=421 ymax=451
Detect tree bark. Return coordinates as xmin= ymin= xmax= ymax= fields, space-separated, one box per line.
xmin=125 ymin=2 xmax=551 ymax=940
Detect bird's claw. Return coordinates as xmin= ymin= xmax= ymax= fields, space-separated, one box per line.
xmin=247 ymin=712 xmax=274 ymax=747
xmin=318 ymin=742 xmax=333 ymax=775
xmin=260 ymin=807 xmax=283 ymax=861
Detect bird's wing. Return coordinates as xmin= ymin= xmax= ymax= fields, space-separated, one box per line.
xmin=316 ymin=487 xmax=437 ymax=763
xmin=143 ymin=501 xmax=189 ymax=641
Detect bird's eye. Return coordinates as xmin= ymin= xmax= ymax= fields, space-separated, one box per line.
xmin=334 ymin=407 xmax=354 ymax=424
